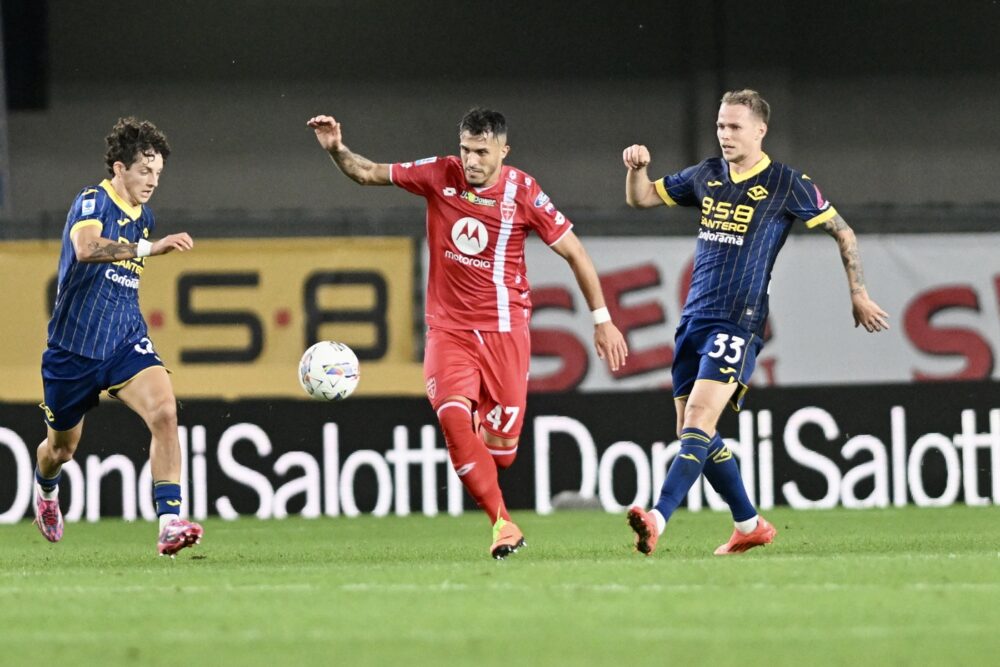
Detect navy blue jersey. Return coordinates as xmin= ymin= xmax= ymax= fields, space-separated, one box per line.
xmin=654 ymin=154 xmax=837 ymax=335
xmin=47 ymin=179 xmax=155 ymax=360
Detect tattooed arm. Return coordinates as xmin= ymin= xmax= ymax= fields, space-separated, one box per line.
xmin=71 ymin=225 xmax=193 ymax=263
xmin=307 ymin=115 xmax=391 ymax=186
xmin=820 ymin=213 xmax=890 ymax=332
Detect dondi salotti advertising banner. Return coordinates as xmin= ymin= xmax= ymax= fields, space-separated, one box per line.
xmin=0 ymin=238 xmax=422 ymax=401
xmin=1 ymin=382 xmax=997 ymax=522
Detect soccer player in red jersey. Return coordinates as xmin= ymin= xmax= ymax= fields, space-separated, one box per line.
xmin=309 ymin=108 xmax=628 ymax=558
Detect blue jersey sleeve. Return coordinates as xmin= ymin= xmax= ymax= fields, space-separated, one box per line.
xmin=67 ymin=187 xmax=105 ymax=238
xmin=786 ymin=173 xmax=838 ymax=228
xmin=653 ymin=162 xmax=703 ymax=207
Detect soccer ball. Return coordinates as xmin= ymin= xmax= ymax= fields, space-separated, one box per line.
xmin=298 ymin=341 xmax=361 ymax=401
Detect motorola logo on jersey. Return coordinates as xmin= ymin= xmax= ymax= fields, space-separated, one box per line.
xmin=447 ymin=217 xmax=493 ymax=269
xmin=451 ymin=217 xmax=489 ymax=256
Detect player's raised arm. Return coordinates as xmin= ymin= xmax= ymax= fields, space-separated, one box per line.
xmin=71 ymin=224 xmax=193 ymax=263
xmin=550 ymin=230 xmax=629 ymax=371
xmin=819 ymin=213 xmax=890 ymax=333
xmin=307 ymin=115 xmax=391 ymax=186
xmin=623 ymin=144 xmax=664 ymax=209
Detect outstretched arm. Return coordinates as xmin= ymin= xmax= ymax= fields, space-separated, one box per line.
xmin=623 ymin=144 xmax=665 ymax=209
xmin=550 ymin=231 xmax=629 ymax=371
xmin=820 ymin=213 xmax=890 ymax=332
xmin=307 ymin=115 xmax=391 ymax=186
xmin=72 ymin=225 xmax=193 ymax=263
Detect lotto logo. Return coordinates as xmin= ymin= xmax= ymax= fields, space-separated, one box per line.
xmin=451 ymin=217 xmax=489 ymax=255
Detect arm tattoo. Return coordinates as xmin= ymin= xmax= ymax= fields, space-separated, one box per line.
xmin=85 ymin=240 xmax=137 ymax=262
xmin=331 ymin=148 xmax=376 ymax=184
xmin=823 ymin=214 xmax=866 ymax=294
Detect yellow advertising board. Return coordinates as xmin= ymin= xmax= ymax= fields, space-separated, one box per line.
xmin=0 ymin=238 xmax=424 ymax=400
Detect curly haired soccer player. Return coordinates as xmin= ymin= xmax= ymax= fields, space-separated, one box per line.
xmin=34 ymin=117 xmax=203 ymax=557
xmin=309 ymin=107 xmax=629 ymax=559
xmin=623 ymin=89 xmax=890 ymax=556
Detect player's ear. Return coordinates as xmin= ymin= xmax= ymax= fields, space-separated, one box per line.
xmin=112 ymin=161 xmax=127 ymax=178
xmin=500 ymin=143 xmax=510 ymax=159
xmin=759 ymin=123 xmax=768 ymax=140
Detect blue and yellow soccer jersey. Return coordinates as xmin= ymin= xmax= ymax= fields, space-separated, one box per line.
xmin=47 ymin=180 xmax=154 ymax=360
xmin=654 ymin=153 xmax=837 ymax=335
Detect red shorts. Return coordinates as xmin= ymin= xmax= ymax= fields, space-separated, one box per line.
xmin=424 ymin=326 xmax=530 ymax=438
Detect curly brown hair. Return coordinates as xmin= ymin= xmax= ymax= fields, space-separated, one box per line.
xmin=720 ymin=89 xmax=770 ymax=124
xmin=104 ymin=117 xmax=171 ymax=175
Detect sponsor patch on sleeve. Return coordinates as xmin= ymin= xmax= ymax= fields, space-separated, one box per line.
xmin=414 ymin=157 xmax=437 ymax=166
xmin=81 ymin=198 xmax=96 ymax=216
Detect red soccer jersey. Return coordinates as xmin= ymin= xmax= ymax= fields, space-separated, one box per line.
xmin=390 ymin=155 xmax=573 ymax=332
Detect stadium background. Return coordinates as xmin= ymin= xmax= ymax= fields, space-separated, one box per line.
xmin=1 ymin=0 xmax=998 ymax=522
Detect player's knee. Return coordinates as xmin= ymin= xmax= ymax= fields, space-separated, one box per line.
xmin=46 ymin=440 xmax=77 ymax=464
xmin=682 ymin=401 xmax=718 ymax=432
xmin=146 ymin=399 xmax=178 ymax=434
xmin=436 ymin=401 xmax=474 ymax=448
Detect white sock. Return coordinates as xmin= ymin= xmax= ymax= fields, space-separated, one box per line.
xmin=36 ymin=482 xmax=58 ymax=501
xmin=651 ymin=509 xmax=667 ymax=536
xmin=159 ymin=514 xmax=179 ymax=532
xmin=735 ymin=516 xmax=759 ymax=535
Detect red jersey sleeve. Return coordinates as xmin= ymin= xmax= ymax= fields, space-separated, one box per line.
xmin=389 ymin=156 xmax=447 ymax=197
xmin=523 ymin=179 xmax=573 ymax=246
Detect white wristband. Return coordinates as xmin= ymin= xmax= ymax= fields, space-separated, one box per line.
xmin=136 ymin=239 xmax=153 ymax=258
xmin=591 ymin=307 xmax=611 ymax=325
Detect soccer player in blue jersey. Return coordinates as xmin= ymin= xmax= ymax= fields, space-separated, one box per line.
xmin=33 ymin=117 xmax=203 ymax=557
xmin=622 ymin=89 xmax=889 ymax=556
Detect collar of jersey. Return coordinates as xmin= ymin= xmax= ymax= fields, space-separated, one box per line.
xmin=727 ymin=153 xmax=771 ymax=184
xmin=100 ymin=179 xmax=143 ymax=220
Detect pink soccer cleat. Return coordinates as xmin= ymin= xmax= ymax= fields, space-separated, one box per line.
xmin=157 ymin=518 xmax=204 ymax=557
xmin=627 ymin=506 xmax=659 ymax=556
xmin=714 ymin=516 xmax=777 ymax=555
xmin=33 ymin=485 xmax=64 ymax=543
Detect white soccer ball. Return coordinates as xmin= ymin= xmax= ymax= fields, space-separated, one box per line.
xmin=298 ymin=341 xmax=361 ymax=401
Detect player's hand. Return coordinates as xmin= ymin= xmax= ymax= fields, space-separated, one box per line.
xmin=594 ymin=322 xmax=628 ymax=372
xmin=307 ymin=115 xmax=345 ymax=153
xmin=851 ymin=293 xmax=890 ymax=332
xmin=151 ymin=233 xmax=194 ymax=256
xmin=622 ymin=144 xmax=651 ymax=170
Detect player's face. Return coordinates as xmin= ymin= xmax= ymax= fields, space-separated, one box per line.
xmin=114 ymin=151 xmax=164 ymax=206
xmin=717 ymin=104 xmax=767 ymax=165
xmin=459 ymin=131 xmax=509 ymax=187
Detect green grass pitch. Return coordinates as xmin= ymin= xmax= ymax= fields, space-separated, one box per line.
xmin=2 ymin=506 xmax=999 ymax=666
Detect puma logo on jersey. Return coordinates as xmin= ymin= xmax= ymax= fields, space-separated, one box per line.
xmin=117 ymin=218 xmax=131 ymax=226
xmin=707 ymin=180 xmax=723 ymax=187
xmin=719 ymin=367 xmax=737 ymax=375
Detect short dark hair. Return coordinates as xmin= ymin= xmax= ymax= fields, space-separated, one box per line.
xmin=104 ymin=117 xmax=171 ymax=175
xmin=458 ymin=107 xmax=507 ymax=139
xmin=720 ymin=89 xmax=771 ymax=124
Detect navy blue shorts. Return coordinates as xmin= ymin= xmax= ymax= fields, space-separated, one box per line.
xmin=39 ymin=336 xmax=165 ymax=431
xmin=672 ymin=317 xmax=763 ymax=412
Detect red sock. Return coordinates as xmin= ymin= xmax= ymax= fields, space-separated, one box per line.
xmin=487 ymin=442 xmax=518 ymax=471
xmin=437 ymin=401 xmax=510 ymax=523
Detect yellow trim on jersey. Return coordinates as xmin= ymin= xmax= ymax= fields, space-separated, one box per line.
xmin=805 ymin=206 xmax=839 ymax=228
xmin=728 ymin=153 xmax=771 ymax=184
xmin=681 ymin=431 xmax=712 ymax=444
xmin=100 ymin=179 xmax=143 ymax=220
xmin=107 ymin=364 xmax=170 ymax=396
xmin=654 ymin=179 xmax=678 ymax=207
xmin=69 ymin=219 xmax=103 ymax=238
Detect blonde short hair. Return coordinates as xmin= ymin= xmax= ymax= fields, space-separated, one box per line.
xmin=720 ymin=89 xmax=770 ymax=124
